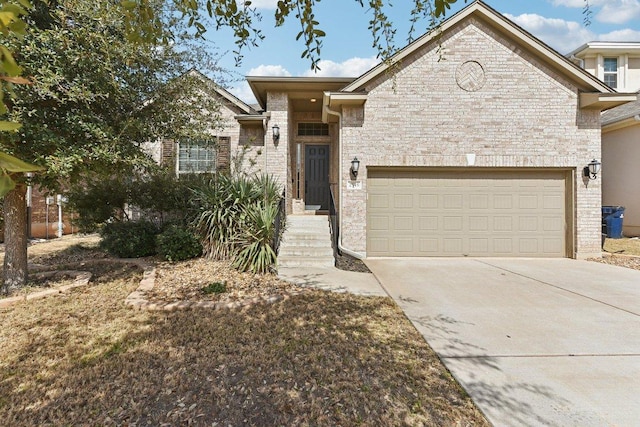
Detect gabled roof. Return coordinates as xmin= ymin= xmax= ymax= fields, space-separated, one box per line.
xmin=186 ymin=69 xmax=258 ymax=115
xmin=602 ymin=96 xmax=640 ymax=131
xmin=246 ymin=76 xmax=356 ymax=111
xmin=341 ymin=0 xmax=614 ymax=95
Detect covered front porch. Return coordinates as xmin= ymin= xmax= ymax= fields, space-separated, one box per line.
xmin=245 ymin=77 xmax=353 ymax=215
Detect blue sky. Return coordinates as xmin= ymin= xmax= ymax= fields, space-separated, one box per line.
xmin=205 ymin=0 xmax=640 ymax=102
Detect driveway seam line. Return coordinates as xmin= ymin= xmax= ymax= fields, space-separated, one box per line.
xmin=474 ymin=259 xmax=640 ymax=318
xmin=442 ymin=353 xmax=640 ymax=359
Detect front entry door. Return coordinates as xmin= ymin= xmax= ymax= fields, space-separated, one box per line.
xmin=305 ymin=145 xmax=330 ymax=210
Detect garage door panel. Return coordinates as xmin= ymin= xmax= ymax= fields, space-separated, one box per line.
xmin=494 ymin=217 xmax=513 ymax=232
xmin=369 ymin=216 xmax=389 ymax=231
xmin=519 ymin=195 xmax=539 ymax=209
xmin=369 ymin=194 xmax=389 ymax=209
xmin=419 ymin=194 xmax=438 ymax=208
xmin=469 ymin=238 xmax=489 ymax=253
xmin=367 ymin=169 xmax=567 ymax=257
xmin=394 ymin=216 xmax=414 ymax=231
xmin=394 ymin=238 xmax=414 ymax=253
xmin=443 ymin=239 xmax=463 ymax=254
xmin=543 ymin=217 xmax=563 ymax=232
xmin=420 ymin=239 xmax=439 ymax=252
xmin=419 ymin=216 xmax=438 ymax=230
xmin=494 ymin=194 xmax=513 ymax=209
xmin=394 ymin=194 xmax=413 ymax=209
xmin=543 ymin=195 xmax=563 ymax=209
xmin=470 ymin=194 xmax=489 ymax=209
xmin=469 ymin=216 xmax=489 ymax=231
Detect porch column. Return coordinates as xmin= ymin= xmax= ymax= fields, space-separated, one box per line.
xmin=265 ymin=92 xmax=292 ymax=213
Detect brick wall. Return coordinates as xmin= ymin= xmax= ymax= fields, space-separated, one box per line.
xmin=340 ymin=18 xmax=602 ymax=258
xmin=28 ymin=187 xmax=73 ymax=239
xmin=265 ymin=92 xmax=290 ymax=211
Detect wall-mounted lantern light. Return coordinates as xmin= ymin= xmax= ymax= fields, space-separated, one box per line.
xmin=583 ymin=159 xmax=601 ymax=180
xmin=272 ymin=124 xmax=280 ymax=143
xmin=350 ymin=157 xmax=360 ymax=179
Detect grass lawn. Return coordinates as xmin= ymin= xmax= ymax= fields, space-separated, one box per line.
xmin=602 ymin=237 xmax=640 ymax=256
xmin=0 ymin=237 xmax=488 ymax=426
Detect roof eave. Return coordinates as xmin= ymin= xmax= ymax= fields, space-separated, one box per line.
xmin=234 ymin=113 xmax=270 ymax=125
xmin=580 ymin=93 xmax=638 ymax=111
xmin=602 ymin=116 xmax=640 ymax=133
xmin=343 ymin=1 xmax=612 ymax=94
xmin=321 ymin=92 xmax=368 ymax=122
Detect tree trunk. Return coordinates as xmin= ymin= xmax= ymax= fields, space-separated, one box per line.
xmin=2 ymin=184 xmax=28 ymax=294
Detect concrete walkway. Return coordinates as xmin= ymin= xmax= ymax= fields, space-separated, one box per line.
xmin=365 ymin=258 xmax=640 ymax=427
xmin=278 ymin=266 xmax=387 ymax=297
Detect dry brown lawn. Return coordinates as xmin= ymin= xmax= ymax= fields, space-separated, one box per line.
xmin=602 ymin=237 xmax=640 ymax=256
xmin=0 ymin=237 xmax=488 ymax=426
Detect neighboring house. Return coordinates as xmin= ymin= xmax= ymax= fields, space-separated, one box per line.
xmin=570 ymin=42 xmax=640 ymax=237
xmin=237 ymin=0 xmax=634 ymax=260
xmin=24 ymin=189 xmax=70 ymax=239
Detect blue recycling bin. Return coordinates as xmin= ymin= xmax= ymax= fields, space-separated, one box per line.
xmin=602 ymin=206 xmax=625 ymax=239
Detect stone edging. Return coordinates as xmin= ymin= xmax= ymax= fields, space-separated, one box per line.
xmin=602 ymin=252 xmax=640 ymax=259
xmin=0 ymin=270 xmax=92 ymax=309
xmin=125 ymin=264 xmax=308 ymax=312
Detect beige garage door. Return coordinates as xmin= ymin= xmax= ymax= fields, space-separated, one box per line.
xmin=367 ymin=169 xmax=569 ymax=257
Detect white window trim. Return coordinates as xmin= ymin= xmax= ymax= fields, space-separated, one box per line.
xmin=598 ymin=54 xmax=627 ymax=91
xmin=176 ymin=139 xmax=219 ymax=174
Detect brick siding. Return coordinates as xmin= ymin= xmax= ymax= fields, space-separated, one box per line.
xmin=339 ymin=18 xmax=602 ymax=258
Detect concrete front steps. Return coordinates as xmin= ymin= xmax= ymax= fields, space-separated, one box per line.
xmin=278 ymin=215 xmax=335 ymax=268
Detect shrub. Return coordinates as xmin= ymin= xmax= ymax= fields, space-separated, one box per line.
xmin=232 ymin=201 xmax=280 ymax=274
xmin=100 ymin=220 xmax=159 ymax=258
xmin=194 ymin=173 xmax=285 ymax=265
xmin=201 ymin=282 xmax=227 ymax=295
xmin=68 ymin=169 xmax=212 ymax=232
xmin=156 ymin=225 xmax=202 ymax=262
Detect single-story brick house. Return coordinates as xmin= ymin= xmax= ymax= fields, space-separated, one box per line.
xmin=151 ymin=1 xmax=638 ymax=258
xmin=17 ymin=1 xmax=637 ymax=255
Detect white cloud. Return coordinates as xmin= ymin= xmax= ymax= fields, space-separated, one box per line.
xmin=248 ymin=0 xmax=278 ymax=9
xmin=596 ymin=0 xmax=640 ymax=24
xmin=301 ymin=56 xmax=380 ymax=77
xmin=598 ymin=28 xmax=640 ymax=41
xmin=231 ymin=81 xmax=258 ymax=105
xmin=246 ymin=64 xmax=292 ymax=77
xmin=230 ymin=64 xmax=292 ymax=104
xmin=505 ymin=13 xmax=594 ymax=53
xmin=550 ymin=0 xmax=640 ymax=24
xmin=550 ymin=0 xmax=606 ymax=7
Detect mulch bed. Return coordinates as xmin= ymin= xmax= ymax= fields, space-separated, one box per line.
xmin=589 ymin=253 xmax=640 ymax=271
xmin=334 ymin=252 xmax=371 ymax=273
xmin=145 ymin=258 xmax=308 ymax=304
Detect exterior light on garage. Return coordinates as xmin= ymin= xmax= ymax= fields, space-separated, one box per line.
xmin=584 ymin=159 xmax=601 ymax=180
xmin=272 ymin=124 xmax=280 ymax=143
xmin=350 ymin=157 xmax=360 ymax=179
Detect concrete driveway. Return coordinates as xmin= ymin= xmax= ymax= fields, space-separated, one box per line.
xmin=365 ymin=258 xmax=640 ymax=427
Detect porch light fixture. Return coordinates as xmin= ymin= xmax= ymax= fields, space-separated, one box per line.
xmin=272 ymin=124 xmax=280 ymax=142
xmin=350 ymin=157 xmax=360 ymax=179
xmin=583 ymin=159 xmax=601 ymax=180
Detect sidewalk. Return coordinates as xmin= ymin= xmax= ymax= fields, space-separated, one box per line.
xmin=278 ymin=266 xmax=388 ymax=297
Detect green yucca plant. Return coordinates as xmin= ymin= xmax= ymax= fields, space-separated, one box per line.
xmin=193 ymin=173 xmax=285 ymax=273
xmin=232 ymin=201 xmax=279 ymax=274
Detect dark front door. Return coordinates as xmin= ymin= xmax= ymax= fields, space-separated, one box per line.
xmin=305 ymin=145 xmax=330 ymax=210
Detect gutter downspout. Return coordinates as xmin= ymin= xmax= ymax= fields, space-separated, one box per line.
xmin=324 ymin=104 xmax=366 ymax=260
xmin=569 ymin=54 xmax=585 ymax=69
